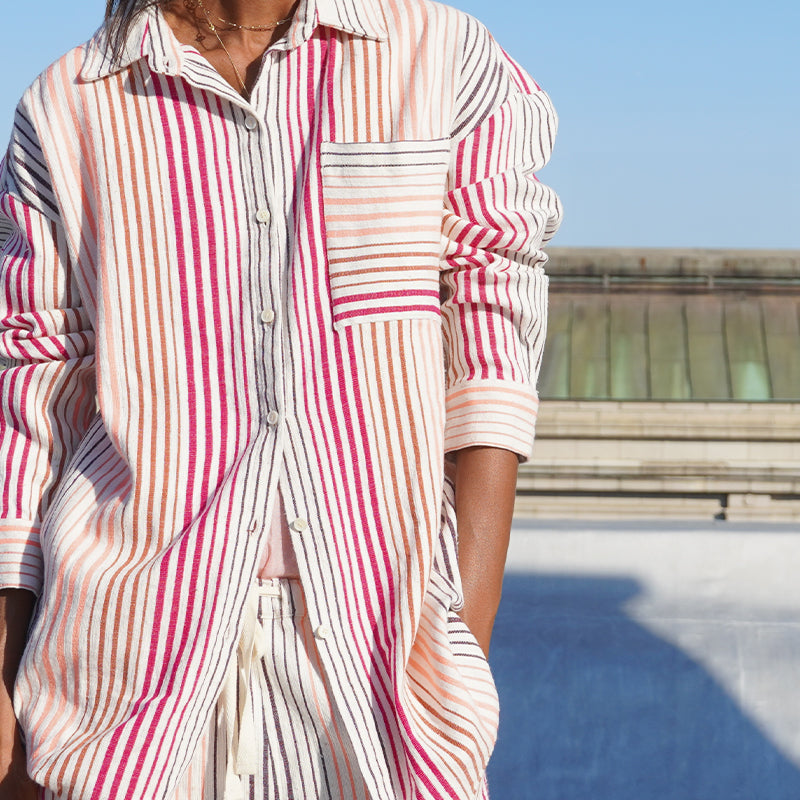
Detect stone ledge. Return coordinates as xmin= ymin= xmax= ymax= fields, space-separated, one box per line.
xmin=536 ymin=401 xmax=800 ymax=441
xmin=546 ymin=247 xmax=800 ymax=279
xmin=514 ymin=493 xmax=800 ymax=522
xmin=520 ymin=461 xmax=800 ymax=479
xmin=514 ymin=494 xmax=724 ymax=520
xmin=727 ymin=494 xmax=800 ymax=522
xmin=520 ymin=477 xmax=800 ymax=495
xmin=519 ymin=460 xmax=800 ymax=494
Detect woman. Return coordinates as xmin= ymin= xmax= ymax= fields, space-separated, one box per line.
xmin=0 ymin=0 xmax=561 ymax=797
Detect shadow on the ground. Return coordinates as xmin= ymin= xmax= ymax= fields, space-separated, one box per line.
xmin=487 ymin=572 xmax=800 ymax=800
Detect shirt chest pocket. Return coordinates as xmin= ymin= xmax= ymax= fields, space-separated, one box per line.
xmin=319 ymin=139 xmax=450 ymax=329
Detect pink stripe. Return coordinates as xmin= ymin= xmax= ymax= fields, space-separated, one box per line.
xmin=336 ymin=288 xmax=439 ymax=302
xmin=334 ymin=304 xmax=439 ymax=321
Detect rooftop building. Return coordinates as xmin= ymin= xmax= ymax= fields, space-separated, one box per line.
xmin=521 ymin=248 xmax=800 ymax=521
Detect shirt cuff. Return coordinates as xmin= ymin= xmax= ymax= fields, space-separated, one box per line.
xmin=443 ymin=379 xmax=540 ymax=463
xmin=0 ymin=520 xmax=43 ymax=596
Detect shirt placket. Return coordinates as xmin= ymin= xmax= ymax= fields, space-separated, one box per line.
xmin=238 ymin=55 xmax=291 ymax=553
xmin=197 ymin=50 xmax=295 ymax=797
xmin=167 ymin=41 xmax=290 ymax=553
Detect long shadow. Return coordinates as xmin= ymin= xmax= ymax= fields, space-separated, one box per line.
xmin=487 ymin=572 xmax=800 ymax=800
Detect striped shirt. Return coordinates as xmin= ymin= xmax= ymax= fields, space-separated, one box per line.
xmin=0 ymin=0 xmax=561 ymax=797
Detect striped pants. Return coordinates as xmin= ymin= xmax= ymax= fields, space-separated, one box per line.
xmin=39 ymin=577 xmax=491 ymax=799
xmin=172 ymin=578 xmax=371 ymax=800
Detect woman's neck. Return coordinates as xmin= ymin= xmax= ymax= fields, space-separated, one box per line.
xmin=160 ymin=0 xmax=301 ymax=98
xmin=193 ymin=0 xmax=297 ymax=28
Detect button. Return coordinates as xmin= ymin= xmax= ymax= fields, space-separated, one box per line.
xmin=314 ymin=624 xmax=331 ymax=640
xmin=291 ymin=518 xmax=308 ymax=532
xmin=248 ymin=518 xmax=260 ymax=535
xmin=260 ymin=309 xmax=275 ymax=324
xmin=244 ymin=116 xmax=258 ymax=130
xmin=255 ymin=207 xmax=271 ymax=224
xmin=266 ymin=410 xmax=280 ymax=425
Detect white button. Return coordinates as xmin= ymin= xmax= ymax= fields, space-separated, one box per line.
xmin=260 ymin=308 xmax=275 ymax=324
xmin=248 ymin=518 xmax=260 ymax=535
xmin=266 ymin=410 xmax=280 ymax=425
xmin=255 ymin=207 xmax=271 ymax=224
xmin=314 ymin=624 xmax=331 ymax=640
xmin=244 ymin=116 xmax=258 ymax=130
xmin=291 ymin=517 xmax=308 ymax=532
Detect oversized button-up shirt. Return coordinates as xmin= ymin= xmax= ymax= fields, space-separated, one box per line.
xmin=0 ymin=0 xmax=561 ymax=797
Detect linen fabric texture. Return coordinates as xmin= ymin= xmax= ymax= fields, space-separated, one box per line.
xmin=0 ymin=0 xmax=562 ymax=796
xmin=37 ymin=578 xmax=382 ymax=800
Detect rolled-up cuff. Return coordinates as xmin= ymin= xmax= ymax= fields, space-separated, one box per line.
xmin=443 ymin=379 xmax=539 ymax=463
xmin=0 ymin=520 xmax=43 ymax=595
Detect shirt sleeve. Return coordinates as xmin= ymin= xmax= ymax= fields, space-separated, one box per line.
xmin=0 ymin=100 xmax=97 ymax=595
xmin=440 ymin=19 xmax=563 ymax=463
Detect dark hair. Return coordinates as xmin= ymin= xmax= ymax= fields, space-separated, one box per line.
xmin=104 ymin=0 xmax=162 ymax=62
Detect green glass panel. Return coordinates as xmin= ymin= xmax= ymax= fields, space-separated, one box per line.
xmin=761 ymin=297 xmax=800 ymax=400
xmin=539 ymin=331 xmax=571 ymax=398
xmin=730 ymin=362 xmax=771 ymax=401
xmin=685 ymin=297 xmax=730 ymax=400
xmin=542 ymin=289 xmax=799 ymax=403
xmin=539 ymin=299 xmax=571 ymax=399
xmin=648 ymin=301 xmax=691 ymax=400
xmin=570 ymin=299 xmax=608 ymax=399
xmin=725 ymin=301 xmax=771 ymax=400
xmin=609 ymin=302 xmax=648 ymax=399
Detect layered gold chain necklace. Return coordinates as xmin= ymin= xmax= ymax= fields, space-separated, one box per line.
xmin=192 ymin=0 xmax=293 ymax=31
xmin=183 ymin=0 xmax=294 ymax=98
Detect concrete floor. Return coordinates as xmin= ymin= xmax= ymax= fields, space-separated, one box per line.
xmin=487 ymin=519 xmax=800 ymax=800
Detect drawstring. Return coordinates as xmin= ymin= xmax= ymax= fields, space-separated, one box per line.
xmin=219 ymin=583 xmax=279 ymax=799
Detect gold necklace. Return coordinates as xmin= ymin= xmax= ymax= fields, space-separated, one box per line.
xmin=209 ymin=9 xmax=292 ymax=31
xmin=194 ymin=0 xmax=292 ymax=32
xmin=193 ymin=0 xmax=251 ymax=98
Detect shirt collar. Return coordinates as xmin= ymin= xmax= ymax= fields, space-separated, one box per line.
xmin=79 ymin=0 xmax=387 ymax=82
xmin=79 ymin=8 xmax=178 ymax=82
xmin=315 ymin=0 xmax=388 ymax=42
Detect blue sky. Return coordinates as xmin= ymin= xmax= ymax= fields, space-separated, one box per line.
xmin=1 ymin=0 xmax=797 ymax=247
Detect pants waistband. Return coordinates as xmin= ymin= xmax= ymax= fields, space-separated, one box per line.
xmin=254 ymin=577 xmax=305 ymax=619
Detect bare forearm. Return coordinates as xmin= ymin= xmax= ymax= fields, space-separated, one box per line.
xmin=0 ymin=590 xmax=35 ymax=692
xmin=0 ymin=588 xmax=37 ymax=798
xmin=453 ymin=446 xmax=518 ymax=657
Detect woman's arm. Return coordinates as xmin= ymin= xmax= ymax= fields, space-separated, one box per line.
xmin=453 ymin=446 xmax=519 ymax=657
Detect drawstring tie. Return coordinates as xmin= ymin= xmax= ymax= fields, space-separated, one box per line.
xmin=219 ymin=583 xmax=278 ymax=799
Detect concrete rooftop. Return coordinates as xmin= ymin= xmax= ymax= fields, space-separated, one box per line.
xmin=488 ymin=520 xmax=800 ymax=799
